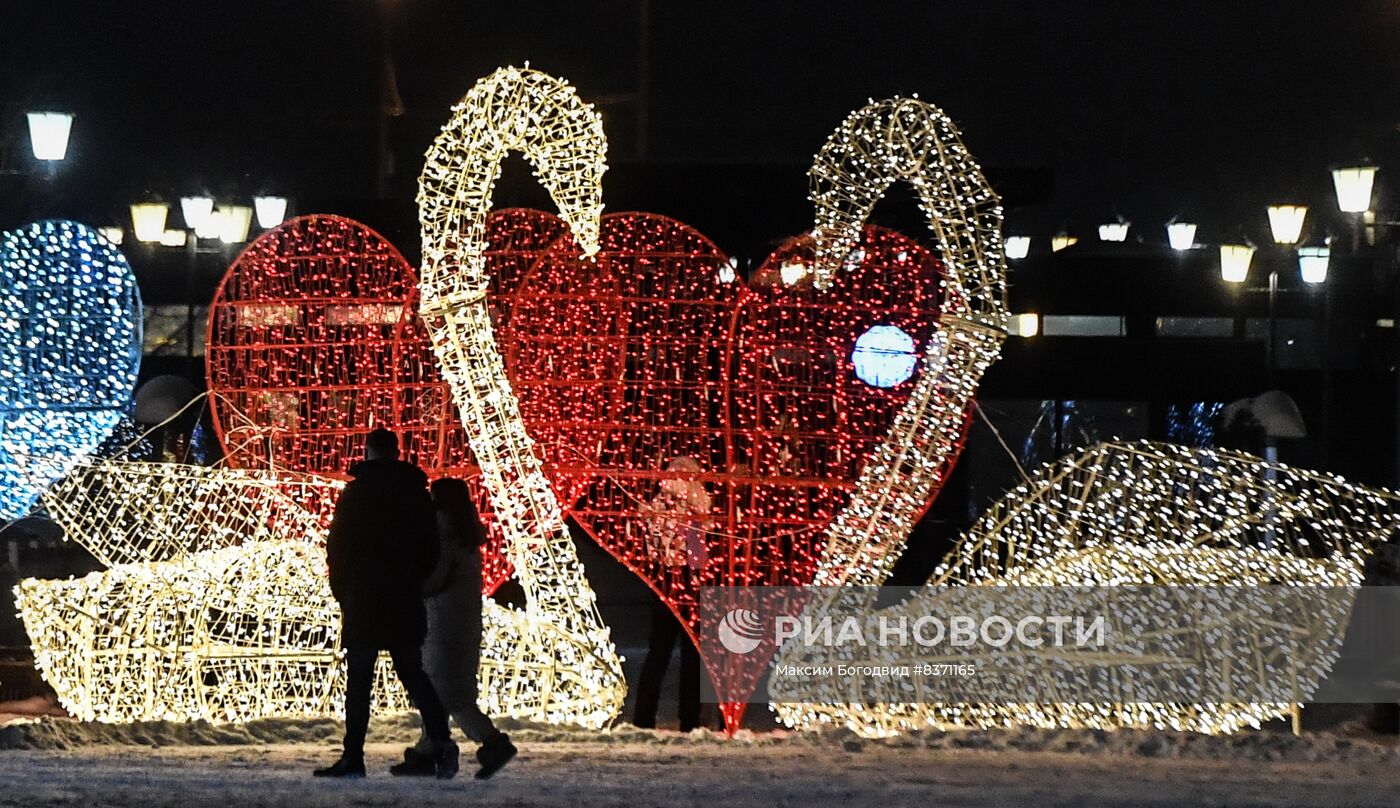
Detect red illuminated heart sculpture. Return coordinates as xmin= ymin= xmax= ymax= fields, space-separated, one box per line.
xmin=206 ymin=211 xmax=567 ymax=594
xmin=495 ymin=211 xmax=965 ymax=732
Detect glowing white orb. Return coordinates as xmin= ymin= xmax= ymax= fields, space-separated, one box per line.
xmin=851 ymin=324 xmax=917 ymax=388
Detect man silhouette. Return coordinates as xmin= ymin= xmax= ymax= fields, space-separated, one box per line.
xmin=314 ymin=428 xmax=457 ymax=779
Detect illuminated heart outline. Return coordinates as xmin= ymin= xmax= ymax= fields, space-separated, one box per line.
xmin=205 ymin=213 xmax=526 ymax=592
xmin=206 ymin=214 xmax=422 ymax=480
xmin=207 ymin=209 xmax=597 ymax=596
xmin=501 ymin=212 xmax=957 ymax=731
xmin=417 ymin=67 xmax=1009 ymax=732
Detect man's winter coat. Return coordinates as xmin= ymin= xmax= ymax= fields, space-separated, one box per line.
xmin=326 ymin=459 xmax=440 ymax=649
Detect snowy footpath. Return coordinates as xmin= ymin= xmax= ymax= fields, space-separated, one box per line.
xmin=2 ymin=714 xmax=1399 ymax=807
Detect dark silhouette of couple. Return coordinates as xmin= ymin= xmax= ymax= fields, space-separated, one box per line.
xmin=313 ymin=428 xmax=515 ymax=781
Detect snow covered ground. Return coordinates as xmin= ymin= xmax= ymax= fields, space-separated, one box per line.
xmin=2 ymin=714 xmax=1399 ymax=807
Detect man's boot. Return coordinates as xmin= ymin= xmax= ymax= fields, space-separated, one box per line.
xmin=313 ymin=754 xmax=366 ymax=779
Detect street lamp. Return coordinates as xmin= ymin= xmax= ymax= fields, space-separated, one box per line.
xmin=97 ymin=226 xmax=124 ymax=246
xmin=1223 ymin=239 xmax=1325 ymax=388
xmin=194 ymin=209 xmax=223 ymax=240
xmin=1051 ymin=233 xmax=1078 ymax=252
xmin=1098 ymin=221 xmax=1129 ymax=242
xmin=1332 ymin=166 xmax=1378 ymax=214
xmin=1167 ymin=222 xmax=1197 ymax=251
xmin=1267 ymin=204 xmax=1308 ymax=246
xmin=218 ymin=205 xmax=253 ymax=244
xmin=180 ymin=196 xmax=214 ymax=230
xmin=167 ymin=204 xmax=236 ymax=358
xmin=1221 ymin=241 xmax=1275 ymax=384
xmin=131 ymin=194 xmax=280 ymax=362
xmin=130 ymin=202 xmax=170 ymax=243
xmin=1005 ymin=235 xmax=1031 ymax=259
xmin=1298 ymin=246 xmax=1330 ymax=285
xmin=1219 ymin=244 xmax=1255 ymax=283
xmin=26 ymin=112 xmax=73 ymax=161
xmin=253 ymin=196 xmax=288 ymax=229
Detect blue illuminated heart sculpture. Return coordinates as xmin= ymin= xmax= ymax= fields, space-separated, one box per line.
xmin=0 ymin=220 xmax=142 ymax=518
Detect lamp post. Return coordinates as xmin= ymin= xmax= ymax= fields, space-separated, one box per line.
xmin=179 ymin=198 xmax=217 ymax=359
xmin=123 ymin=195 xmax=272 ymax=359
xmin=1220 ymin=243 xmax=1255 ymax=283
xmin=1098 ymin=221 xmax=1130 ymax=242
xmin=1298 ymin=246 xmax=1330 ymax=284
xmin=25 ymin=112 xmax=73 ymax=161
xmin=1263 ymin=204 xmax=1309 ymax=388
xmin=130 ymin=202 xmax=170 ymax=244
xmin=1224 ymin=202 xmax=1339 ymax=463
xmin=1219 ymin=243 xmax=1266 ymax=376
xmin=131 ymin=199 xmax=200 ymax=357
xmin=1332 ymin=165 xmax=1400 ymax=484
xmin=180 ymin=196 xmax=214 ymax=231
xmin=253 ymin=196 xmax=287 ymax=229
xmin=218 ymin=205 xmax=253 ymax=244
xmin=1332 ymin=166 xmax=1377 ymax=214
xmin=1222 ymin=235 xmax=1327 ymax=390
xmin=1167 ymin=221 xmax=1197 ymax=251
xmin=1266 ymin=204 xmax=1308 ymax=247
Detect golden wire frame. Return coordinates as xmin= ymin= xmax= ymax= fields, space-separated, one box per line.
xmin=11 ymin=459 xmax=399 ymax=723
xmin=416 ymin=65 xmax=626 ymax=726
xmin=27 ymin=455 xmax=341 ymax=567
xmin=16 ymin=541 xmax=396 ymax=724
xmin=772 ymin=441 xmax=1400 ymax=736
xmin=805 ymin=97 xmax=1009 ymax=589
xmin=14 ymin=455 xmax=622 ymax=727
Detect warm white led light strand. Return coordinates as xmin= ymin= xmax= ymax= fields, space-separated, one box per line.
xmin=417 ymin=65 xmax=625 ymax=726
xmin=14 ymin=455 xmax=622 ymax=727
xmin=773 ymin=441 xmax=1400 ymax=736
xmin=806 ymin=96 xmax=1009 ymax=588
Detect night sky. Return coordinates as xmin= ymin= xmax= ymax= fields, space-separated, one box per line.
xmin=2 ymin=0 xmax=1398 ymax=251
